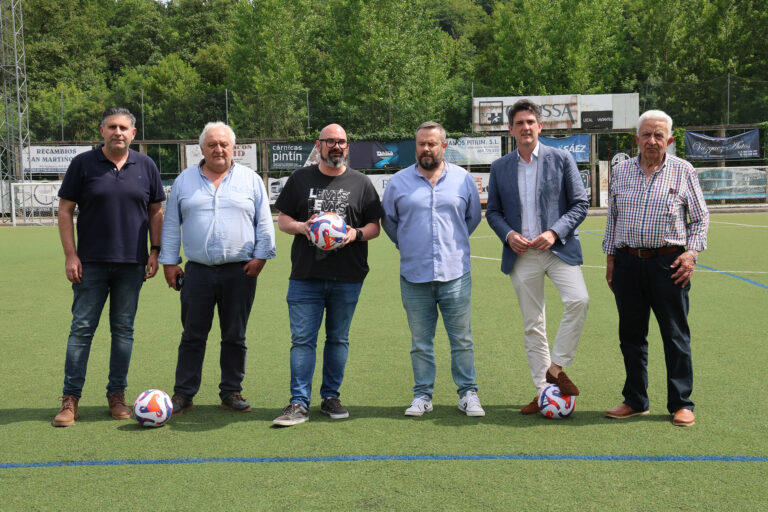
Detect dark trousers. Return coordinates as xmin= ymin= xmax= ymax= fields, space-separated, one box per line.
xmin=612 ymin=249 xmax=694 ymax=413
xmin=175 ymin=261 xmax=257 ymax=400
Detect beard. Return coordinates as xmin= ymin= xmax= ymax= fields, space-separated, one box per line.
xmin=322 ymin=150 xmax=347 ymax=168
xmin=418 ymin=153 xmax=442 ymax=170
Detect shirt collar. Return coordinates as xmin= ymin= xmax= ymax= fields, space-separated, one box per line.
xmin=517 ymin=143 xmax=539 ymax=163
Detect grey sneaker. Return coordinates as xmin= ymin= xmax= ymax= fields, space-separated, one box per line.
xmin=273 ymin=403 xmax=309 ymax=427
xmin=405 ymin=395 xmax=433 ymax=417
xmin=320 ymin=397 xmax=349 ymax=419
xmin=220 ymin=393 xmax=251 ymax=412
xmin=458 ymin=390 xmax=485 ymax=417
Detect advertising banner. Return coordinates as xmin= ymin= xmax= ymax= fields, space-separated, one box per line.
xmin=444 ymin=137 xmax=502 ymax=165
xmin=684 ymin=130 xmax=760 ymax=160
xmin=22 ymin=146 xmax=91 ymax=173
xmin=473 ymin=93 xmax=639 ymax=132
xmin=696 ymin=167 xmax=767 ymax=199
xmin=269 ymin=142 xmax=316 ymax=170
xmin=185 ymin=143 xmax=258 ymax=170
xmin=349 ymin=141 xmax=416 ymax=170
xmin=539 ymin=135 xmax=590 ymax=162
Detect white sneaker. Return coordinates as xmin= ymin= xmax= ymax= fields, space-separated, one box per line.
xmin=458 ymin=390 xmax=485 ymax=417
xmin=404 ymin=395 xmax=433 ymax=416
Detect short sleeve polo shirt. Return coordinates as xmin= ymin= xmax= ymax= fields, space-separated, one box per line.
xmin=58 ymin=146 xmax=166 ymax=264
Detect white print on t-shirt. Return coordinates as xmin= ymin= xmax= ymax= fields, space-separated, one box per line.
xmin=309 ymin=187 xmax=350 ymax=218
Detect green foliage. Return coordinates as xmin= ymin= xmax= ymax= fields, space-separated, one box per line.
xmin=22 ymin=0 xmax=768 ymax=142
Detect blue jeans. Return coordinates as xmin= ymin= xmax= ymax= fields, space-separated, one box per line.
xmin=287 ymin=279 xmax=363 ymax=408
xmin=62 ymin=263 xmax=145 ymax=398
xmin=400 ymin=272 xmax=478 ymax=399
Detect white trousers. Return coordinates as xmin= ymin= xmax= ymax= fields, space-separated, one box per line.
xmin=509 ymin=250 xmax=589 ymax=392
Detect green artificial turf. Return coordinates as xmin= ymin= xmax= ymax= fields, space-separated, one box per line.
xmin=1 ymin=212 xmax=766 ymax=511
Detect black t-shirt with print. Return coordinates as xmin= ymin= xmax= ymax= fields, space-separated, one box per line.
xmin=275 ymin=165 xmax=383 ymax=282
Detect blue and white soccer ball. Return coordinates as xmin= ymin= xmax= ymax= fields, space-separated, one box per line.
xmin=538 ymin=384 xmax=576 ymax=419
xmin=133 ymin=389 xmax=173 ymax=428
xmin=309 ymin=212 xmax=347 ymax=251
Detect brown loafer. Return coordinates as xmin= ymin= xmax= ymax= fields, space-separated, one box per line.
xmin=546 ymin=370 xmax=580 ymax=396
xmin=520 ymin=397 xmax=540 ymax=415
xmin=672 ymin=408 xmax=695 ymax=427
xmin=605 ymin=403 xmax=650 ymax=419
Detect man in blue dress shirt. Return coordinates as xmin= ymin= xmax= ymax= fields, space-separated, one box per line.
xmin=160 ymin=122 xmax=276 ymax=415
xmin=382 ymin=121 xmax=485 ymax=417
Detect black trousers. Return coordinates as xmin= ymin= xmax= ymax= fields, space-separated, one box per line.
xmin=174 ymin=261 xmax=257 ymax=400
xmin=612 ymin=249 xmax=694 ymax=413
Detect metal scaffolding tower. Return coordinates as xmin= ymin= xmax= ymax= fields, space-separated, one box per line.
xmin=0 ymin=0 xmax=30 ymax=223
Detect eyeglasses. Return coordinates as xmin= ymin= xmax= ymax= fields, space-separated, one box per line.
xmin=319 ymin=139 xmax=348 ymax=149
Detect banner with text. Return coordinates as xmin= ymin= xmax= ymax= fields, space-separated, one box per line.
xmin=185 ymin=144 xmax=258 ymax=170
xmin=444 ymin=137 xmax=502 ymax=165
xmin=539 ymin=135 xmax=590 ymax=163
xmin=684 ymin=130 xmax=760 ymax=160
xmin=22 ymin=146 xmax=91 ymax=173
xmin=269 ymin=142 xmax=317 ymax=170
xmin=349 ymin=141 xmax=416 ymax=170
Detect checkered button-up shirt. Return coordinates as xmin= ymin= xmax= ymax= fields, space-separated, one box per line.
xmin=602 ymin=154 xmax=709 ymax=254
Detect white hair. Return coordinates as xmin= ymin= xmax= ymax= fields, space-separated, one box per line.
xmin=637 ymin=110 xmax=673 ymax=137
xmin=199 ymin=122 xmax=236 ymax=148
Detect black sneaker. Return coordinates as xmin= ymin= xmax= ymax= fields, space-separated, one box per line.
xmin=171 ymin=394 xmax=194 ymax=416
xmin=220 ymin=393 xmax=251 ymax=412
xmin=320 ymin=397 xmax=349 ymax=419
xmin=272 ymin=403 xmax=309 ymax=427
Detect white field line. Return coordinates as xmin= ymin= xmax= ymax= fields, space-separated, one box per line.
xmin=709 ymin=221 xmax=768 ymax=228
xmin=470 ymin=256 xmax=768 ymax=274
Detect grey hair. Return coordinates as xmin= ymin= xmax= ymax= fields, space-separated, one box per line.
xmin=199 ymin=121 xmax=236 ymax=148
xmin=415 ymin=121 xmax=446 ymax=143
xmin=637 ymin=110 xmax=673 ymax=137
xmin=101 ymin=107 xmax=135 ymax=128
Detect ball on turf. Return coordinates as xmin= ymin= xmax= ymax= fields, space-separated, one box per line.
xmin=309 ymin=212 xmax=347 ymax=251
xmin=133 ymin=389 xmax=173 ymax=427
xmin=538 ymin=384 xmax=575 ymax=419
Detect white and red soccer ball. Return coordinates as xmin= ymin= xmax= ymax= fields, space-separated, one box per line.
xmin=538 ymin=384 xmax=576 ymax=419
xmin=133 ymin=389 xmax=173 ymax=427
xmin=309 ymin=212 xmax=347 ymax=251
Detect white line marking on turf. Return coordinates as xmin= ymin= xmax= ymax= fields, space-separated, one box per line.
xmin=709 ymin=221 xmax=768 ymax=228
xmin=470 ymin=256 xmax=768 ymax=274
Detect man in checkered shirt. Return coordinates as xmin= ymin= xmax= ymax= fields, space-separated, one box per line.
xmin=603 ymin=110 xmax=709 ymax=427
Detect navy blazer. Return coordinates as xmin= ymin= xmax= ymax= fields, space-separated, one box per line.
xmin=486 ymin=144 xmax=589 ymax=274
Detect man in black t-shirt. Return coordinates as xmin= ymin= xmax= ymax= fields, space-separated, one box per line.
xmin=272 ymin=123 xmax=383 ymax=427
xmin=53 ymin=107 xmax=165 ymax=427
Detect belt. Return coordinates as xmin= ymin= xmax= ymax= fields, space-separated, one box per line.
xmin=618 ymin=246 xmax=684 ymax=258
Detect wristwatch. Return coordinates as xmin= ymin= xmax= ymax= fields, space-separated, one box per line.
xmin=685 ymin=249 xmax=698 ymax=263
xmin=355 ymin=228 xmax=364 ymax=242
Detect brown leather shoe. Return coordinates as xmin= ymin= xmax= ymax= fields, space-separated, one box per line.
xmin=520 ymin=397 xmax=540 ymax=415
xmin=605 ymin=403 xmax=649 ymax=419
xmin=108 ymin=393 xmax=132 ymax=420
xmin=546 ymin=370 xmax=580 ymax=396
xmin=53 ymin=395 xmax=79 ymax=427
xmin=672 ymin=408 xmax=695 ymax=427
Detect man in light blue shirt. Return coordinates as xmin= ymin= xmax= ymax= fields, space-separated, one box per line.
xmin=160 ymin=122 xmax=276 ymax=416
xmin=382 ymin=121 xmax=484 ymax=417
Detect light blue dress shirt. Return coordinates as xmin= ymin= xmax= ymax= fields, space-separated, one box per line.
xmin=381 ymin=162 xmax=481 ymax=283
xmin=518 ymin=143 xmax=541 ymax=240
xmin=159 ymin=162 xmax=276 ymax=266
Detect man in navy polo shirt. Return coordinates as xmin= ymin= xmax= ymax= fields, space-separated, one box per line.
xmin=53 ymin=107 xmax=165 ymax=427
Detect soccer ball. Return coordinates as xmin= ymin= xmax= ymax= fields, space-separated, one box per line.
xmin=309 ymin=212 xmax=347 ymax=251
xmin=133 ymin=389 xmax=173 ymax=427
xmin=538 ymin=384 xmax=576 ymax=419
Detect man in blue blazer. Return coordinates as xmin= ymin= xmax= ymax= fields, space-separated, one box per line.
xmin=486 ymin=99 xmax=590 ymax=414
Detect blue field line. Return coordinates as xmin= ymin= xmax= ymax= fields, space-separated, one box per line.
xmin=579 ymin=230 xmax=767 ymax=290
xmin=695 ymin=263 xmax=768 ymax=290
xmin=2 ymin=453 xmax=767 ymax=469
